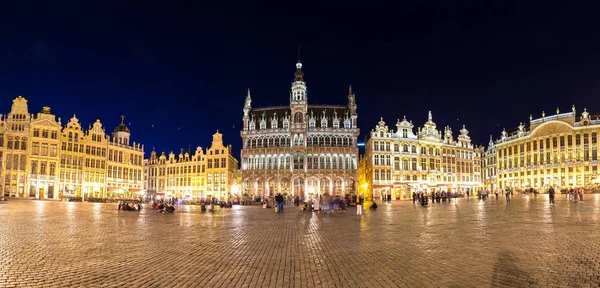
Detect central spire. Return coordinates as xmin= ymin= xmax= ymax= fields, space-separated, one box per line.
xmin=294 ymin=61 xmax=304 ymax=81
xmin=291 ymin=58 xmax=307 ymax=103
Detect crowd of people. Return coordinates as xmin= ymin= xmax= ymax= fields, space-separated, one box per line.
xmin=118 ymin=201 xmax=142 ymax=211
xmin=412 ymin=191 xmax=456 ymax=206
xmin=152 ymin=201 xmax=176 ymax=213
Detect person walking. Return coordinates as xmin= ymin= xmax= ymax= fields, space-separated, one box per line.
xmin=357 ymin=194 xmax=364 ymax=215
xmin=579 ymin=188 xmax=584 ymax=202
xmin=549 ymin=186 xmax=555 ymax=205
xmin=505 ymin=188 xmax=511 ymax=203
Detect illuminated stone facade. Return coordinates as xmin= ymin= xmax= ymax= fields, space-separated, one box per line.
xmin=364 ymin=112 xmax=483 ymax=199
xmin=484 ymin=107 xmax=600 ymax=191
xmin=240 ymin=61 xmax=359 ymax=199
xmin=145 ymin=131 xmax=240 ymax=200
xmin=0 ymin=96 xmax=144 ymax=199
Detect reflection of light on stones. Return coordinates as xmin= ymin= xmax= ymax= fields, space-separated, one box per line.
xmin=91 ymin=203 xmax=102 ymax=220
xmin=476 ymin=199 xmax=487 ymax=239
xmin=35 ymin=200 xmax=46 ymax=217
xmin=593 ymin=194 xmax=600 ymax=222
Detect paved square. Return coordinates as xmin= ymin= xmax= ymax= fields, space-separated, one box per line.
xmin=1 ymin=195 xmax=600 ymax=287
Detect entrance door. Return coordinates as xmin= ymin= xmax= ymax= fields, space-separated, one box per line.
xmin=293 ymin=178 xmax=304 ymax=197
xmin=48 ymin=184 xmax=54 ymax=199
xmin=39 ymin=188 xmax=44 ymax=199
xmin=29 ymin=186 xmax=36 ymax=198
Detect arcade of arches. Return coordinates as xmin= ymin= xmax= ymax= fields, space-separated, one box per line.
xmin=244 ymin=176 xmax=357 ymax=199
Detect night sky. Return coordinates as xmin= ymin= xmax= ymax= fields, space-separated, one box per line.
xmin=2 ymin=2 xmax=600 ymax=159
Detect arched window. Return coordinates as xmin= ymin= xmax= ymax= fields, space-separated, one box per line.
xmin=68 ymin=132 xmax=73 ymax=142
xmin=31 ymin=161 xmax=38 ymax=174
xmin=293 ymin=154 xmax=304 ymax=170
xmin=294 ymin=112 xmax=303 ymax=123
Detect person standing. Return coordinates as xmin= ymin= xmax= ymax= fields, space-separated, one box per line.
xmin=505 ymin=188 xmax=511 ymax=203
xmin=357 ymin=194 xmax=364 ymax=215
xmin=579 ymin=188 xmax=584 ymax=202
xmin=549 ymin=186 xmax=555 ymax=205
xmin=279 ymin=194 xmax=285 ymax=213
xmin=314 ymin=195 xmax=321 ymax=214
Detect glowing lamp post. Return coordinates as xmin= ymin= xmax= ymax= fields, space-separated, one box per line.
xmin=361 ymin=183 xmax=370 ymax=201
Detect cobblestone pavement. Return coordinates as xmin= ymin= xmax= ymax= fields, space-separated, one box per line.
xmin=1 ymin=195 xmax=600 ymax=287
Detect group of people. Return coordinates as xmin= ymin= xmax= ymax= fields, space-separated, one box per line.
xmin=118 ymin=201 xmax=142 ymax=211
xmin=566 ymin=188 xmax=585 ymax=202
xmin=306 ymin=195 xmax=351 ymax=214
xmin=152 ymin=201 xmax=175 ymax=213
xmin=412 ymin=191 xmax=454 ymax=206
xmin=200 ymin=201 xmax=215 ymax=212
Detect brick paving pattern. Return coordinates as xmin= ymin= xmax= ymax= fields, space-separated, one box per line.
xmin=1 ymin=195 xmax=600 ymax=287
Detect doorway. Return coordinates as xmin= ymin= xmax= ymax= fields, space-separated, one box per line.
xmin=48 ymin=184 xmax=54 ymax=199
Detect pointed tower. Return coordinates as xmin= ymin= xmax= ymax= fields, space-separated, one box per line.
xmin=290 ymin=60 xmax=308 ymax=148
xmin=243 ymin=88 xmax=252 ymax=130
xmin=290 ymin=61 xmax=307 ymax=103
xmin=348 ymin=85 xmax=358 ymax=128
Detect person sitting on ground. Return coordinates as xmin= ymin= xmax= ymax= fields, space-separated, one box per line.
xmin=370 ymin=201 xmax=378 ymax=210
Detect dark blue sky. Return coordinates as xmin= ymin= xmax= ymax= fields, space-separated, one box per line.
xmin=2 ymin=1 xmax=600 ymax=158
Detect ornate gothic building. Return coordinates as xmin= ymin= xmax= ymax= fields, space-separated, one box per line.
xmin=364 ymin=112 xmax=483 ymax=199
xmin=240 ymin=61 xmax=359 ymax=199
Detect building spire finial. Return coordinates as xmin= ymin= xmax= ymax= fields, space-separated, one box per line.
xmin=120 ymin=115 xmax=125 ymax=124
xmin=428 ymin=110 xmax=432 ymax=121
